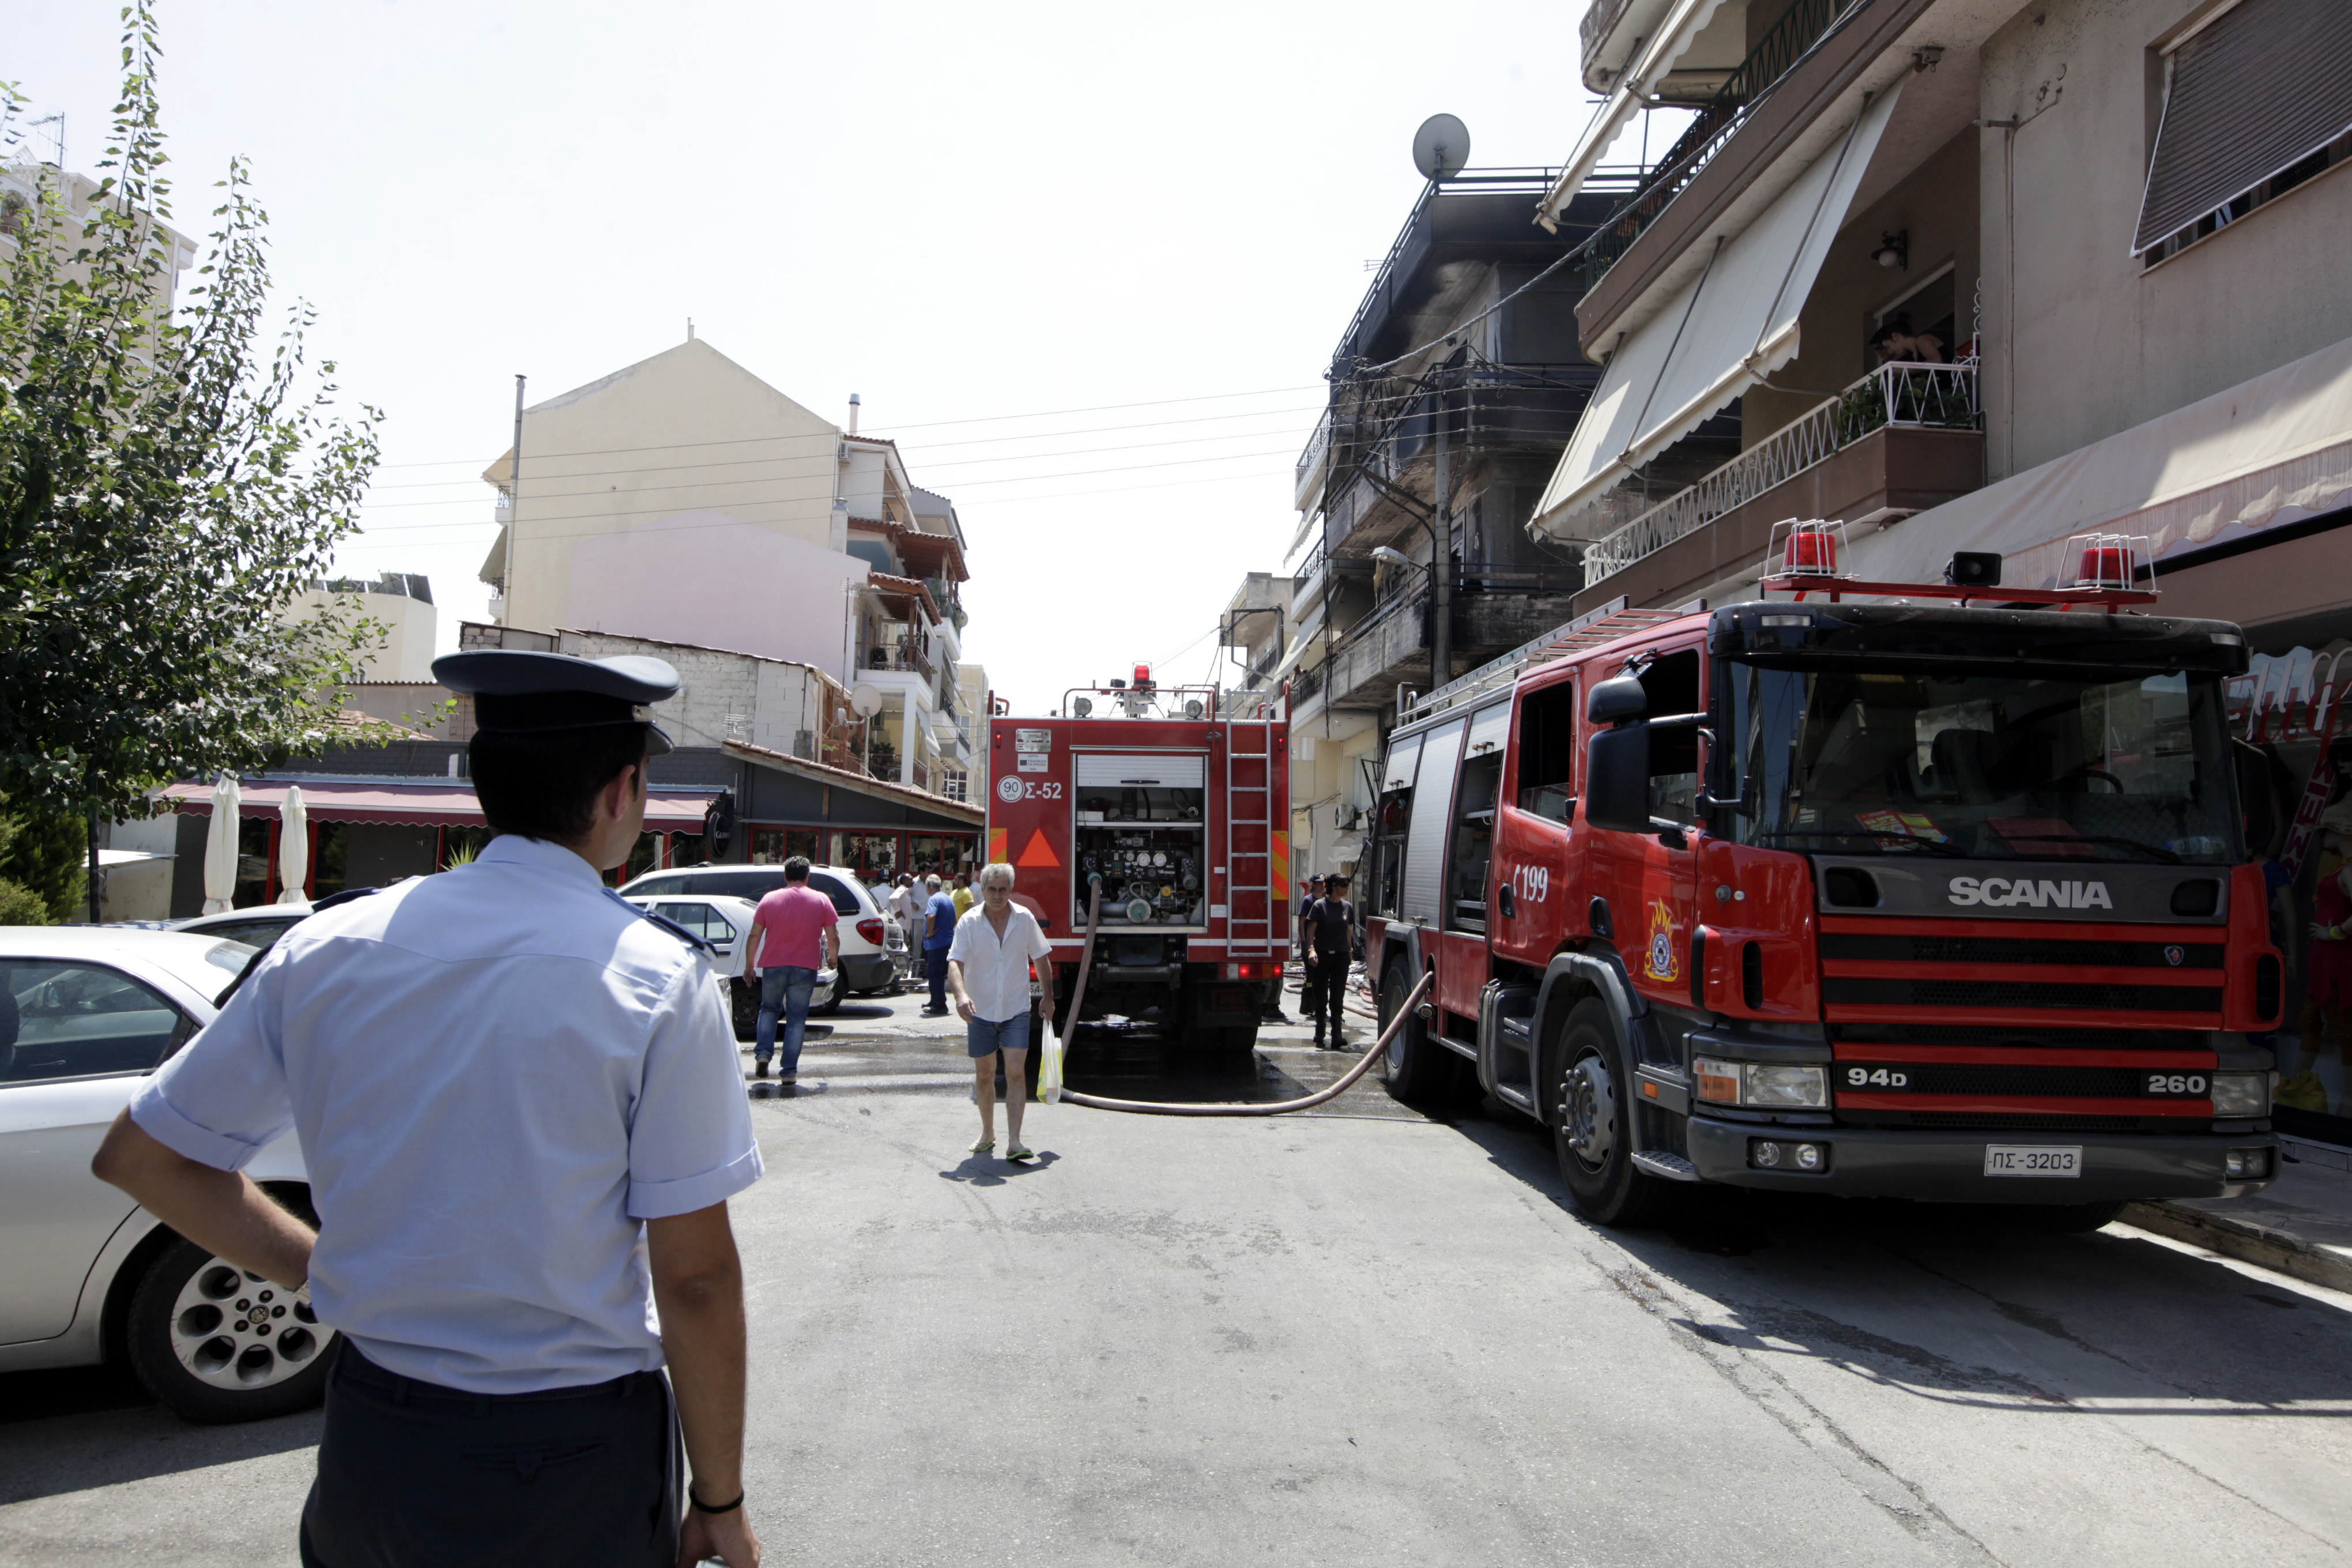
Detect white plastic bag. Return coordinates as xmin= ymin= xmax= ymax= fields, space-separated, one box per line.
xmin=1038 ymin=1017 xmax=1065 ymax=1105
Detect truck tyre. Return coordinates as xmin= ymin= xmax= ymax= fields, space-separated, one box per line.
xmin=1378 ymin=960 xmax=1454 ymax=1102
xmin=1552 ymin=997 xmax=1671 ymax=1227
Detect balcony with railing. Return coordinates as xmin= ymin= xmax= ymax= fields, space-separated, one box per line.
xmin=1575 ymin=359 xmax=1982 ymax=609
xmin=1573 ymin=0 xmax=1869 ymax=296
xmin=859 ymin=635 xmax=934 ymax=681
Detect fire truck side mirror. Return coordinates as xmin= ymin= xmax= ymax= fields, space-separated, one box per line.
xmin=1584 ymin=724 xmax=1653 ymax=835
xmin=1587 ymin=676 xmax=1648 ymax=726
xmin=2233 ymin=740 xmax=2278 ymax=856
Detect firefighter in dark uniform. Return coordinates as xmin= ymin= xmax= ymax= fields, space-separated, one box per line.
xmin=1296 ymin=873 xmax=1326 ymax=1034
xmin=94 ymin=649 xmax=765 ymax=1568
xmin=1303 ymin=873 xmax=1355 ymax=1049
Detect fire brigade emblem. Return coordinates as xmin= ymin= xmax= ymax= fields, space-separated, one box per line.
xmin=2164 ymin=944 xmax=2185 ymax=967
xmin=996 ymin=774 xmax=1026 ymax=804
xmin=1644 ymin=899 xmax=1679 ymax=983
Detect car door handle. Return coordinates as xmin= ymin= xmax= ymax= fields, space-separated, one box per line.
xmin=1497 ymin=884 xmax=1516 ymax=919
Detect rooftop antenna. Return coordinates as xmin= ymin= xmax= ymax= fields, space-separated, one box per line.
xmin=25 ymin=112 xmax=64 ymax=168
xmin=1411 ymin=114 xmax=1470 ymax=183
xmin=687 ymin=317 xmax=695 ymax=341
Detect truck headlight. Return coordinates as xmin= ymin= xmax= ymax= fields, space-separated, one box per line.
xmin=1693 ymin=1058 xmax=1826 ymax=1108
xmin=2209 ymin=1071 xmax=2268 ymax=1118
xmin=1694 ymin=1057 xmax=1742 ymax=1104
xmin=1746 ymin=1064 xmax=1828 ymax=1108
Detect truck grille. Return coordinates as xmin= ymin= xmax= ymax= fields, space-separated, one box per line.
xmin=1825 ymin=978 xmax=2223 ymax=1012
xmin=1820 ymin=934 xmax=2223 ymax=968
xmin=1841 ymin=1111 xmax=2177 ymax=1133
xmin=1829 ymin=1022 xmax=2218 ymax=1126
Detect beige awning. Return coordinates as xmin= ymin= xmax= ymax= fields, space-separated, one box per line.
xmin=1849 ymin=330 xmax=2352 ymax=590
xmin=1536 ymin=0 xmax=1736 ymax=232
xmin=1532 ymin=82 xmax=1902 ymax=536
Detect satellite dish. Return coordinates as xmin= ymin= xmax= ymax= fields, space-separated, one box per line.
xmin=850 ymin=684 xmax=883 ymax=718
xmin=1412 ymin=114 xmax=1471 ymax=182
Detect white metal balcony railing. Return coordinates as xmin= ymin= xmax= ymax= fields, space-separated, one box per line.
xmin=1578 ymin=360 xmax=1979 ymax=586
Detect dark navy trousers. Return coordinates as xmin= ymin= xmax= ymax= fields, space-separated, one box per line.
xmin=299 ymin=1343 xmax=679 ymax=1568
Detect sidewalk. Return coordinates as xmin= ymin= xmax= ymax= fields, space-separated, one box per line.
xmin=2127 ymin=1139 xmax=2352 ymax=1294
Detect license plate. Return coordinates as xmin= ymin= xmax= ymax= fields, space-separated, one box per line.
xmin=1984 ymin=1144 xmax=2082 ymax=1178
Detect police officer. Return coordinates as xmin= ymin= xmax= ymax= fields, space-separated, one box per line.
xmin=1303 ymin=873 xmax=1355 ymax=1049
xmin=94 ymin=649 xmax=764 ymax=1568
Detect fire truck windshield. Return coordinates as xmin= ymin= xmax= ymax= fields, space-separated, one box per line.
xmin=1721 ymin=661 xmax=2240 ymax=865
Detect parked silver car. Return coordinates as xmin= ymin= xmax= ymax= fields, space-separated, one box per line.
xmin=0 ymin=928 xmax=325 ymax=1423
xmin=618 ymin=864 xmax=898 ymax=995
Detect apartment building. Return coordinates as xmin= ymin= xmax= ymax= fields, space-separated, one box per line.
xmin=1272 ymin=171 xmax=1626 ymax=880
xmin=477 ymin=337 xmax=977 ymax=793
xmin=284 ymin=574 xmax=438 ymax=682
xmin=1536 ymin=0 xmax=2352 ymax=1145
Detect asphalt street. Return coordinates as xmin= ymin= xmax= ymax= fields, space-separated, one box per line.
xmin=4 ymin=978 xmax=2350 ymax=1566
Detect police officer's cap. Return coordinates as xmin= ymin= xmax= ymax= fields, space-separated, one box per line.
xmin=432 ymin=649 xmax=681 ymax=756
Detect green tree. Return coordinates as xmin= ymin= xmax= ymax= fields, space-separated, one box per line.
xmin=0 ymin=793 xmax=85 ymax=921
xmin=1 ymin=5 xmax=387 ymax=918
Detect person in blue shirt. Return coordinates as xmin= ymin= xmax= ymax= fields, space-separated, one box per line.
xmin=920 ymin=874 xmax=959 ymax=1015
xmin=93 ymin=650 xmax=764 ymax=1568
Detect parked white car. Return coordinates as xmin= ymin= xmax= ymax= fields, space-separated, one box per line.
xmin=622 ymin=892 xmax=839 ymax=1036
xmin=618 ymin=864 xmax=898 ymax=996
xmin=0 ymin=927 xmax=326 ymax=1423
xmin=170 ymin=903 xmax=315 ymax=956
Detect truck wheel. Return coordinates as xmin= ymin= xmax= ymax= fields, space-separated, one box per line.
xmin=126 ymin=1228 xmax=334 ymax=1424
xmin=1378 ymin=960 xmax=1454 ymax=1102
xmin=1553 ymin=997 xmax=1671 ymax=1227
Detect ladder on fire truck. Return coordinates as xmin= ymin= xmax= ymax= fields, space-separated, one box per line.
xmin=1223 ymin=689 xmax=1284 ymax=959
xmin=1397 ymin=595 xmax=1684 ymax=727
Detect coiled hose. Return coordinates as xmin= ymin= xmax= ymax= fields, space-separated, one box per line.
xmin=1052 ymin=875 xmax=1434 ymax=1117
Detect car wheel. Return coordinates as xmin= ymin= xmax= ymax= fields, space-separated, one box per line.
xmin=1553 ymin=997 xmax=1672 ymax=1228
xmin=126 ymin=1237 xmax=336 ymax=1423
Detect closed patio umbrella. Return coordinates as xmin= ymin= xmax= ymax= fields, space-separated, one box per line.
xmin=277 ymin=785 xmax=308 ymax=904
xmin=202 ymin=774 xmax=242 ymax=914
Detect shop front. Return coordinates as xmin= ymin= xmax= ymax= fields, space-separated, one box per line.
xmin=723 ymin=741 xmax=982 ymax=889
xmin=158 ymin=777 xmax=724 ymax=916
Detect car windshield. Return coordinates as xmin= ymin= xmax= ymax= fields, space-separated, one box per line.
xmin=1721 ymin=661 xmax=2238 ymax=864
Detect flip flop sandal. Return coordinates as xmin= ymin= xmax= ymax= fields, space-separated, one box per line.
xmin=1006 ymin=1144 xmax=1035 ymax=1162
xmin=969 ymin=1139 xmax=995 ymax=1155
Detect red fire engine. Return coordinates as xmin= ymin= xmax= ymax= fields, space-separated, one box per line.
xmin=986 ymin=666 xmax=1288 ymax=1051
xmin=1366 ymin=526 xmax=2285 ymax=1228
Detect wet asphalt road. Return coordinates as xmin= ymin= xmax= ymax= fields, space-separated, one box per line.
xmin=5 ymin=974 xmax=2350 ymax=1566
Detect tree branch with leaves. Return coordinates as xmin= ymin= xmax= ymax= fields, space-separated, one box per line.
xmin=2 ymin=3 xmax=391 ymax=919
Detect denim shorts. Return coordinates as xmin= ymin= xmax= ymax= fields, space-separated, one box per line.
xmin=966 ymin=1012 xmax=1031 ymax=1059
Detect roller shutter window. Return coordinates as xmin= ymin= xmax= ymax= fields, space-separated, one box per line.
xmin=1381 ymin=732 xmax=1424 ymax=792
xmin=2132 ymin=0 xmax=2352 ymax=255
xmin=1464 ymin=703 xmax=1513 ymax=759
xmin=1400 ymin=719 xmax=1467 ymax=926
xmin=1072 ymin=753 xmax=1207 ymax=789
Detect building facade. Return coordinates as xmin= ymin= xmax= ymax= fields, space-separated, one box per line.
xmin=478 ymin=337 xmax=976 ymax=791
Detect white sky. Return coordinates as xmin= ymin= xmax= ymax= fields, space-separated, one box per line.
xmin=16 ymin=0 xmax=1606 ymax=713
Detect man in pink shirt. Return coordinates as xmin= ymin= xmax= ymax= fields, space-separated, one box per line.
xmin=741 ymin=857 xmax=836 ymax=1082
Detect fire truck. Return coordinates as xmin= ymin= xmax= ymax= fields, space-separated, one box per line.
xmin=986 ymin=667 xmax=1288 ymax=1051
xmin=1366 ymin=525 xmax=2285 ymax=1228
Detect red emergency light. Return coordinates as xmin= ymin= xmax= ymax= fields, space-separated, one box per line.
xmin=2066 ymin=533 xmax=2150 ymax=590
xmin=1132 ymin=662 xmax=1154 ymax=691
xmin=1774 ymin=518 xmax=1847 ymax=576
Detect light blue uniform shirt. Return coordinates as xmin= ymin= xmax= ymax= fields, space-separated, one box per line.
xmin=129 ymin=834 xmax=763 ymax=1394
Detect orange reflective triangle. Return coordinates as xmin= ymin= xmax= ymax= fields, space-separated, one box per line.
xmin=1016 ymin=828 xmax=1062 ymax=868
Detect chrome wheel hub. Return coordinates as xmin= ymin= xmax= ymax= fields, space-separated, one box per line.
xmin=1562 ymin=1054 xmax=1617 ymax=1170
xmin=168 ymin=1260 xmax=332 ymax=1389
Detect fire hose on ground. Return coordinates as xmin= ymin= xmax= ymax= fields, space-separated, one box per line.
xmin=1047 ymin=875 xmax=1435 ymax=1117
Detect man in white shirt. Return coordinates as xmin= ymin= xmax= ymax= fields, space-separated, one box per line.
xmin=946 ymin=862 xmax=1053 ymax=1162
xmin=93 ymin=649 xmax=763 ymax=1568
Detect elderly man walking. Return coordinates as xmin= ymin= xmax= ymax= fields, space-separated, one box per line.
xmin=948 ymin=863 xmax=1052 ymax=1160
